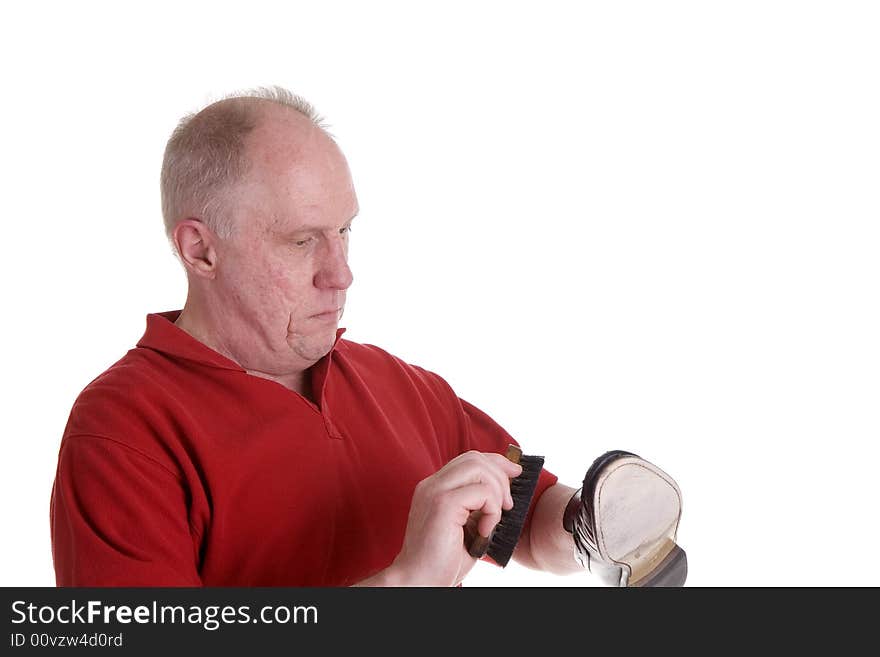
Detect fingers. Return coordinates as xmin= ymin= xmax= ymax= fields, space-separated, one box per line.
xmin=477 ymin=507 xmax=502 ymax=539
xmin=444 ymin=483 xmax=504 ymax=538
xmin=431 ymin=450 xmax=522 ymax=511
xmin=391 ymin=449 xmax=528 ymax=586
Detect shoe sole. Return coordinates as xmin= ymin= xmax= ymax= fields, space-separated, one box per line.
xmin=586 ymin=452 xmax=685 ymax=587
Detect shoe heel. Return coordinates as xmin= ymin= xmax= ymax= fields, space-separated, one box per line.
xmin=628 ymin=543 xmax=688 ymax=587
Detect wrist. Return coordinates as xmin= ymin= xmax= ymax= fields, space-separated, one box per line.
xmin=352 ymin=560 xmax=412 ymax=587
xmin=561 ymin=486 xmax=590 ymax=570
xmin=562 ymin=487 xmax=582 ymax=534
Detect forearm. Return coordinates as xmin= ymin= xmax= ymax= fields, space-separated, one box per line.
xmin=515 ymin=483 xmax=583 ymax=575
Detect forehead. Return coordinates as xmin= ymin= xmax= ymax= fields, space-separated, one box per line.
xmin=238 ymin=108 xmax=358 ymax=233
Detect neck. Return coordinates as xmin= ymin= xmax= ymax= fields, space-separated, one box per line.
xmin=246 ymin=368 xmax=314 ymax=401
xmin=174 ymin=301 xmax=315 ymax=400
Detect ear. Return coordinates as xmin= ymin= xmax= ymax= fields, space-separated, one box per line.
xmin=173 ymin=219 xmax=219 ymax=279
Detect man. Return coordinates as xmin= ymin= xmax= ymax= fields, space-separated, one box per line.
xmin=50 ymin=87 xmax=686 ymax=587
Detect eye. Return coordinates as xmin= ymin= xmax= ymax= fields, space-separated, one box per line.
xmin=339 ymin=225 xmax=352 ymax=235
xmin=294 ymin=237 xmax=315 ymax=248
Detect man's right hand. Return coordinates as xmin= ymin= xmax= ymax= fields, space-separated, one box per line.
xmin=372 ymin=450 xmax=522 ymax=586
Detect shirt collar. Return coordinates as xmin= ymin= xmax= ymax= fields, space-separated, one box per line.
xmin=136 ymin=310 xmax=347 ymax=371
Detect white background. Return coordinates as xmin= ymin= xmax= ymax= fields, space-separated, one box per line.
xmin=2 ymin=1 xmax=878 ymax=587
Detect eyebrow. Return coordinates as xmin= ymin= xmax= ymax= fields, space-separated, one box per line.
xmin=277 ymin=211 xmax=358 ymax=237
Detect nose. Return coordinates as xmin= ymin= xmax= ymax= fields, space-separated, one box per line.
xmin=313 ymin=234 xmax=353 ymax=291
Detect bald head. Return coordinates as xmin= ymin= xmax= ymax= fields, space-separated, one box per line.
xmin=167 ymin=89 xmax=357 ymax=382
xmin=160 ymin=87 xmax=333 ymax=250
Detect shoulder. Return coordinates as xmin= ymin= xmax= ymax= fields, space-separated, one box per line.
xmin=71 ymin=345 xmax=173 ymax=411
xmin=335 ymin=338 xmax=457 ymax=399
xmin=60 ymin=346 xmax=186 ymax=466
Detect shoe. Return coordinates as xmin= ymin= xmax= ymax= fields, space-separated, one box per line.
xmin=563 ymin=450 xmax=687 ymax=587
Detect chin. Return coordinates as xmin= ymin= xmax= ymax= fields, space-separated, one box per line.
xmin=293 ymin=331 xmax=338 ymax=363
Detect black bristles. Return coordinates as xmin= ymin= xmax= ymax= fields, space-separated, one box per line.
xmin=486 ymin=454 xmax=545 ymax=567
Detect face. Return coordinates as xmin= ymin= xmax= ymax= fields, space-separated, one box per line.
xmin=211 ymin=107 xmax=357 ymax=374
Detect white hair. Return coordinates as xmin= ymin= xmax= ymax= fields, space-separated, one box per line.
xmin=160 ymin=86 xmax=330 ymax=253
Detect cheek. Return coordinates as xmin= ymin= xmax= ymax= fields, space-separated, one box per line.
xmin=225 ymin=257 xmax=285 ymax=312
xmin=265 ymin=250 xmax=313 ymax=287
xmin=226 ymin=245 xmax=313 ymax=314
xmin=267 ymin=265 xmax=299 ymax=295
xmin=266 ymin=263 xmax=314 ymax=309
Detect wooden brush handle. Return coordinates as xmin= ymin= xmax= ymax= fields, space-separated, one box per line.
xmin=463 ymin=444 xmax=523 ymax=558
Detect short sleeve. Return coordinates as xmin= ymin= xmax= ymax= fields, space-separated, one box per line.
xmin=51 ymin=435 xmax=202 ymax=586
xmin=457 ymin=398 xmax=559 ymax=557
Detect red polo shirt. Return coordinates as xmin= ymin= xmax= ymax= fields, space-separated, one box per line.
xmin=50 ymin=311 xmax=558 ymax=586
